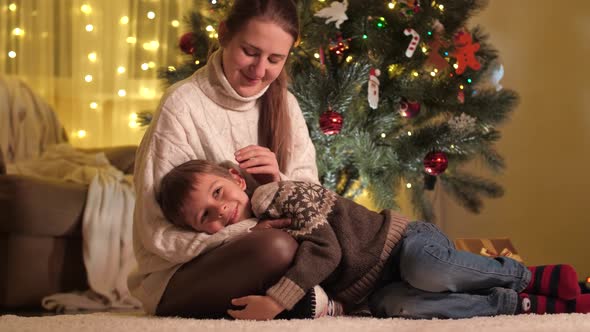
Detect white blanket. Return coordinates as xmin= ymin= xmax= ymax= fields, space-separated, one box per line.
xmin=7 ymin=144 xmax=141 ymax=312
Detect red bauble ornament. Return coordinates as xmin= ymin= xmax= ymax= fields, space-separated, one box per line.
xmin=179 ymin=32 xmax=195 ymax=54
xmin=319 ymin=108 xmax=343 ymax=135
xmin=423 ymin=151 xmax=448 ymax=175
xmin=399 ymin=99 xmax=421 ymax=118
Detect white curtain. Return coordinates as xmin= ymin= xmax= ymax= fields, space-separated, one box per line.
xmin=1 ymin=0 xmax=194 ymax=148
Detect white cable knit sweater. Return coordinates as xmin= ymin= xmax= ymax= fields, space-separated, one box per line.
xmin=128 ymin=49 xmax=319 ymax=315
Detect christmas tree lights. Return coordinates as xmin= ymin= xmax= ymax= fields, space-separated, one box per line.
xmin=156 ymin=0 xmax=519 ymax=221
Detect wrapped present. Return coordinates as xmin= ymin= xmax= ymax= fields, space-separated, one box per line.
xmin=454 ymin=237 xmax=524 ymax=263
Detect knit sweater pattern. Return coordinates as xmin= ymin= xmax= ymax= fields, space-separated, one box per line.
xmin=251 ymin=181 xmax=410 ymax=310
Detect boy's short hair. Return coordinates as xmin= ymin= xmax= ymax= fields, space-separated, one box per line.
xmin=158 ymin=159 xmax=233 ymax=228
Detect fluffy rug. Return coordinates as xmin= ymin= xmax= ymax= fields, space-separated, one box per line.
xmin=2 ymin=312 xmax=590 ymax=332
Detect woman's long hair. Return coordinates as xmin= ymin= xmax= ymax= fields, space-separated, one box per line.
xmin=222 ymin=0 xmax=299 ymax=171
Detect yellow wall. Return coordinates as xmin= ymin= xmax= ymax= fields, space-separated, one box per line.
xmin=439 ymin=1 xmax=590 ymax=278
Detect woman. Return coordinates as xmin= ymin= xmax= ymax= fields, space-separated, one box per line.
xmin=129 ymin=0 xmax=318 ymax=318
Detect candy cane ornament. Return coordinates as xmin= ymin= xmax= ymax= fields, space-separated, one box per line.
xmin=403 ymin=28 xmax=420 ymax=58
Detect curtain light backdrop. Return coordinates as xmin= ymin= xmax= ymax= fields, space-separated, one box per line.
xmin=1 ymin=0 xmax=195 ymax=147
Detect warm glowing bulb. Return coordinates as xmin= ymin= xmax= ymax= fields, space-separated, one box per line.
xmin=381 ymin=133 xmax=386 ymax=138
xmin=80 ymin=4 xmax=92 ymax=14
xmin=118 ymin=89 xmax=127 ymax=97
xmin=126 ymin=37 xmax=137 ymax=44
xmin=12 ymin=28 xmax=24 ymax=36
xmin=8 ymin=51 xmax=16 ymax=58
xmin=143 ymin=40 xmax=160 ymax=50
xmin=421 ymin=46 xmax=427 ymax=53
xmin=76 ymin=130 xmax=87 ymax=138
xmin=85 ymin=24 xmax=94 ymax=32
xmin=148 ymin=61 xmax=156 ymax=68
xmin=453 ymin=63 xmax=459 ymax=69
xmin=406 ymin=183 xmax=412 ymax=189
xmin=84 ymin=74 xmax=93 ymax=82
xmin=388 ymin=2 xmax=395 ymax=9
xmin=412 ymin=71 xmax=419 ymax=77
xmin=171 ymin=20 xmax=180 ymax=27
xmin=314 ymin=53 xmax=320 ymax=59
xmin=129 ymin=113 xmax=138 ymax=121
xmin=141 ymin=63 xmax=149 ymax=71
xmin=147 ymin=11 xmax=156 ymax=19
xmin=346 ymin=56 xmax=353 ymax=63
xmin=195 ymin=60 xmax=201 ymax=65
xmin=129 ymin=120 xmax=139 ymax=128
xmin=407 ymin=131 xmax=412 ymax=136
xmin=206 ymin=25 xmax=214 ymax=32
xmin=459 ymin=85 xmax=464 ymax=90
xmin=451 ymin=144 xmax=455 ymax=149
xmin=168 ymin=66 xmax=176 ymax=72
xmin=439 ymin=4 xmax=444 ymax=11
xmin=88 ymin=52 xmax=97 ymax=62
xmin=8 ymin=3 xmax=17 ymax=11
xmin=117 ymin=66 xmax=126 ymax=74
xmin=430 ymin=71 xmax=436 ymax=77
xmin=120 ymin=16 xmax=129 ymax=24
xmin=89 ymin=102 xmax=98 ymax=109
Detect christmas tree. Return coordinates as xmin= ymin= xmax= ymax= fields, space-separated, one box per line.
xmin=155 ymin=0 xmax=519 ymax=221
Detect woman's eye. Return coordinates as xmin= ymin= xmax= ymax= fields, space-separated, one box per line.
xmin=243 ymin=48 xmax=257 ymax=56
xmin=213 ymin=187 xmax=221 ymax=197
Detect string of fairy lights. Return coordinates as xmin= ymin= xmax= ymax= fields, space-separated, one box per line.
xmin=4 ymin=0 xmax=473 ymax=147
xmin=4 ymin=2 xmax=183 ymax=142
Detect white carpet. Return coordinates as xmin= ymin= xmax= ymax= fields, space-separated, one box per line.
xmin=2 ymin=312 xmax=590 ymax=332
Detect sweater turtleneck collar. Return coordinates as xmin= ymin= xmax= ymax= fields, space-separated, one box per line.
xmin=197 ymin=49 xmax=269 ymax=111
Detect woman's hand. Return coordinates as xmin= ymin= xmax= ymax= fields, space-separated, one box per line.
xmin=227 ymin=295 xmax=285 ymax=320
xmin=235 ymin=145 xmax=281 ymax=184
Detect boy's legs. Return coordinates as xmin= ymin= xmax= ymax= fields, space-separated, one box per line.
xmin=369 ymin=283 xmax=517 ymax=319
xmin=398 ymin=221 xmax=530 ymax=293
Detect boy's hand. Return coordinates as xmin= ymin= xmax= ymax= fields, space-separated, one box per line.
xmin=227 ymin=295 xmax=285 ymax=320
xmin=252 ymin=218 xmax=291 ymax=231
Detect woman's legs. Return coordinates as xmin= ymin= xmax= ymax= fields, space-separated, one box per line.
xmin=156 ymin=229 xmax=297 ymax=318
xmin=399 ymin=222 xmax=530 ymax=293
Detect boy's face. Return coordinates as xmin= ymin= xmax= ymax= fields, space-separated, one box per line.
xmin=182 ymin=169 xmax=252 ymax=234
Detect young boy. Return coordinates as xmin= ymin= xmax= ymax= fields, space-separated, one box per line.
xmin=158 ymin=159 xmax=590 ymax=320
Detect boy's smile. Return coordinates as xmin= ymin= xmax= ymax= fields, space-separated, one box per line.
xmin=181 ymin=169 xmax=252 ymax=234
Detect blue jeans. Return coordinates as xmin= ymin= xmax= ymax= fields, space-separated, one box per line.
xmin=368 ymin=221 xmax=531 ymax=319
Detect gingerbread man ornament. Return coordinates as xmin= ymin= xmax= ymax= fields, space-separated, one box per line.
xmin=451 ymin=30 xmax=481 ymax=75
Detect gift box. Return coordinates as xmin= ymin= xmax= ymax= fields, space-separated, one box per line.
xmin=454 ymin=237 xmax=524 ymax=263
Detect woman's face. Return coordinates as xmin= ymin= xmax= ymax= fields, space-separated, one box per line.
xmin=220 ymin=18 xmax=294 ymax=97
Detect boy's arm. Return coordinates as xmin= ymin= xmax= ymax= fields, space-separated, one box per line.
xmin=251 ymin=181 xmax=342 ymax=311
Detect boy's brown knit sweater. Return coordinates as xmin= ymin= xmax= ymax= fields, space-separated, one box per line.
xmin=251 ymin=181 xmax=409 ymax=311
